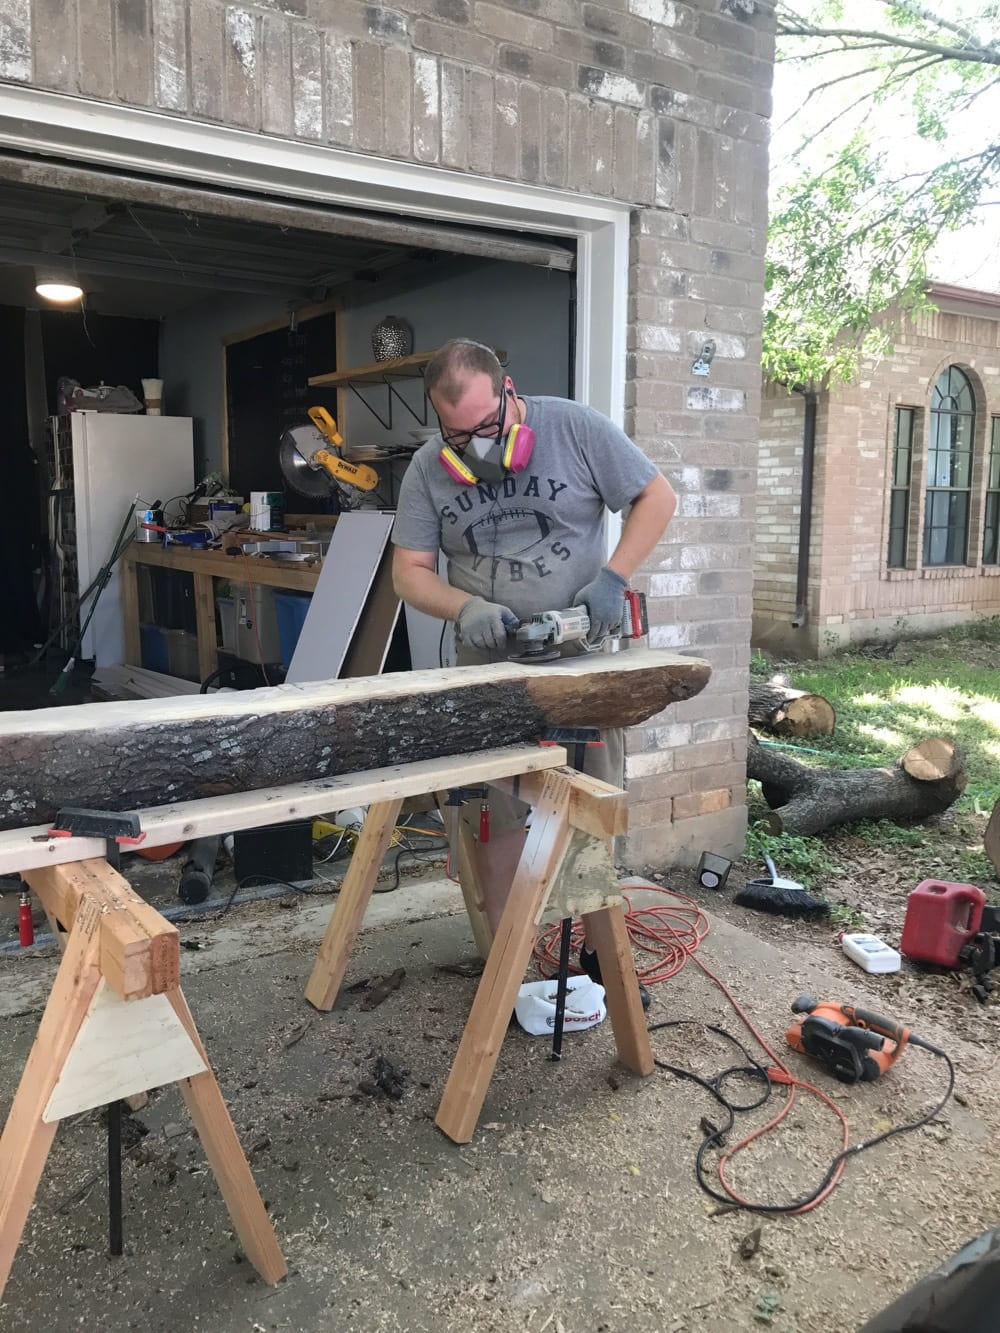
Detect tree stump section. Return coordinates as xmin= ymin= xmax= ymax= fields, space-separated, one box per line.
xmin=747 ymin=735 xmax=966 ymax=836
xmin=0 ymin=650 xmax=710 ymax=832
xmin=986 ymin=798 xmax=1000 ymax=876
xmin=748 ymin=681 xmax=836 ymax=738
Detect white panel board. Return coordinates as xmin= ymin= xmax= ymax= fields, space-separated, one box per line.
xmin=285 ymin=511 xmax=394 ymax=684
xmin=44 ymin=982 xmax=207 ymax=1122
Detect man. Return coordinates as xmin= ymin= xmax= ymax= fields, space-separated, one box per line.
xmin=392 ymin=339 xmax=676 ymax=948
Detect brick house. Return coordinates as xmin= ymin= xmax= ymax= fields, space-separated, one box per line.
xmin=0 ymin=0 xmax=775 ymax=866
xmin=754 ymin=282 xmax=1000 ymax=658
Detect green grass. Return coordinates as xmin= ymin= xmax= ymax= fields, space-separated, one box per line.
xmin=777 ymin=638 xmax=1000 ymax=803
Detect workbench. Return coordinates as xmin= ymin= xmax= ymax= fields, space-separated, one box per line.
xmin=121 ymin=542 xmax=321 ymax=684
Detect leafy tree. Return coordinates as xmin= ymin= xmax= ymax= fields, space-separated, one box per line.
xmin=766 ymin=2 xmax=1000 ymax=388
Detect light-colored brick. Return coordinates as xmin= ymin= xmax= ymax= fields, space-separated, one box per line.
xmin=519 ymin=81 xmax=541 ymax=183
xmin=542 ymin=86 xmax=567 ymax=187
xmin=673 ymin=788 xmax=731 ymax=820
xmin=35 ymin=0 xmax=74 ymax=89
xmin=261 ymin=14 xmax=292 ymax=136
xmin=189 ymin=0 xmax=224 ymax=120
xmin=493 ymin=73 xmax=518 ymax=178
xmin=0 ymin=0 xmax=31 ymax=81
xmin=441 ymin=60 xmax=468 ymax=168
xmin=292 ymin=22 xmax=323 ymax=140
xmin=384 ymin=45 xmax=414 ymax=158
xmin=354 ymin=41 xmax=384 ymax=153
xmin=224 ymin=7 xmax=260 ymax=130
xmin=324 ymin=34 xmax=354 ymax=146
xmin=154 ymin=0 xmax=188 ymax=111
xmin=467 ymin=67 xmax=494 ymax=173
xmin=413 ymin=52 xmax=440 ymax=162
xmin=116 ymin=0 xmax=153 ymax=107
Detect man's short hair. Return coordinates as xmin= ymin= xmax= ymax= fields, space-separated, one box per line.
xmin=424 ymin=339 xmax=502 ymax=404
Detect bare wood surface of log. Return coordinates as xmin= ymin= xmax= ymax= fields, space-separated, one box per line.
xmin=747 ymin=735 xmax=966 ymax=836
xmin=748 ymin=682 xmax=836 ymax=737
xmin=0 ymin=650 xmax=709 ymax=832
xmin=986 ymin=798 xmax=1000 ymax=876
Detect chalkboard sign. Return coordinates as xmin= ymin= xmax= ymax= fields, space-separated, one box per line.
xmin=225 ymin=311 xmax=339 ymax=512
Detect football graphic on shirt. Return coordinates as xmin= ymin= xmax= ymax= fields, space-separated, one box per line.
xmin=462 ymin=507 xmax=552 ymax=557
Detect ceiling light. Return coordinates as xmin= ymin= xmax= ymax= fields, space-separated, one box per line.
xmin=34 ymin=269 xmax=83 ymax=303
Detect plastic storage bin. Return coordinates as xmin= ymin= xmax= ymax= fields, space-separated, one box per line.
xmin=139 ymin=623 xmax=169 ymax=674
xmin=163 ymin=628 xmax=201 ymax=682
xmin=215 ymin=597 xmax=238 ymax=654
xmin=274 ymin=591 xmax=312 ymax=668
xmin=233 ymin=581 xmax=282 ymax=663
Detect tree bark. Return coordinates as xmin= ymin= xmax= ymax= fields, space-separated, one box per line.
xmin=0 ymin=650 xmax=709 ymax=831
xmin=748 ymin=681 xmax=836 ymax=737
xmin=747 ymin=735 xmax=966 ymax=836
xmin=986 ymin=797 xmax=1000 ymax=876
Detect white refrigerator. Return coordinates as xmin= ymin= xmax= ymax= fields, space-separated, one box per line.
xmin=69 ymin=413 xmax=195 ymax=667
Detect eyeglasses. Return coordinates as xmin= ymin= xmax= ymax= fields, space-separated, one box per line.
xmin=438 ymin=388 xmax=507 ymax=452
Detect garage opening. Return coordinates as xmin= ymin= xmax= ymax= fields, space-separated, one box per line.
xmin=0 ymin=156 xmax=577 ymax=697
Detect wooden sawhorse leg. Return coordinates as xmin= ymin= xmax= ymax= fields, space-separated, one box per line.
xmin=0 ymin=859 xmax=286 ymax=1302
xmin=304 ymin=799 xmax=403 ymax=1011
xmin=434 ymin=768 xmax=654 ymax=1144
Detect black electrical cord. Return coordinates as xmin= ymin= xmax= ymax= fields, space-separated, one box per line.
xmin=648 ymin=1018 xmax=956 ymax=1216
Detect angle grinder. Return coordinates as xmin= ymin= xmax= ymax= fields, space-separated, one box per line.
xmin=509 ymin=590 xmax=648 ymax=662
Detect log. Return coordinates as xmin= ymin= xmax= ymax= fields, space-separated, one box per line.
xmin=0 ymin=650 xmax=709 ymax=832
xmin=748 ymin=681 xmax=836 ymax=738
xmin=986 ymin=798 xmax=1000 ymax=876
xmin=747 ymin=735 xmax=966 ymax=836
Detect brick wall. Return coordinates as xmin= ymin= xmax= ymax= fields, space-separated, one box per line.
xmin=1 ymin=0 xmax=776 ymax=866
xmin=755 ymin=298 xmax=1000 ymax=657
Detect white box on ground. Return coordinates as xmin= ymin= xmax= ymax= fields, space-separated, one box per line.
xmin=841 ymin=933 xmax=901 ymax=974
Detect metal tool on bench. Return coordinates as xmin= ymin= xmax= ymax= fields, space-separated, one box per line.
xmin=279 ymin=406 xmax=380 ymax=509
xmin=509 ymin=590 xmax=648 ymax=663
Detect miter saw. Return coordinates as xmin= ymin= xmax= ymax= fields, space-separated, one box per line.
xmin=278 ymin=406 xmax=380 ymax=508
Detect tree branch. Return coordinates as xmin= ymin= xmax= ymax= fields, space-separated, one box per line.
xmin=775 ymin=20 xmax=1000 ymax=66
xmin=871 ymin=0 xmax=998 ymax=52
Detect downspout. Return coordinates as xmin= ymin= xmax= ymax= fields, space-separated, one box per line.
xmin=790 ymin=384 xmax=818 ymax=629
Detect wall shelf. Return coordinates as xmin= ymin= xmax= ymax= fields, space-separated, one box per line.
xmin=307 ymin=352 xmax=434 ymax=388
xmin=307 ymin=348 xmax=507 ymax=431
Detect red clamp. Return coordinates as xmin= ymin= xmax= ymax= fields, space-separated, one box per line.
xmin=18 ymin=889 xmax=34 ymax=948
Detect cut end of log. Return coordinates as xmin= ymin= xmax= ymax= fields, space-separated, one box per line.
xmin=901 ymin=737 xmax=965 ymax=786
xmin=747 ymin=682 xmax=836 ymax=738
xmin=985 ymin=797 xmax=1000 ymax=876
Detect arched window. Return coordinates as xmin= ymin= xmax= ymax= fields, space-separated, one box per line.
xmin=924 ymin=366 xmax=974 ymax=566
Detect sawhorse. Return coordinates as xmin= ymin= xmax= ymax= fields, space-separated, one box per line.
xmin=305 ymin=763 xmax=654 ymax=1143
xmin=0 ymin=856 xmax=286 ymax=1302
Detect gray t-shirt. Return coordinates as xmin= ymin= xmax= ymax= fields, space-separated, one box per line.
xmin=392 ymin=395 xmax=658 ymax=617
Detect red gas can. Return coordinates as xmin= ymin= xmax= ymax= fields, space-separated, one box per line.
xmin=900 ymin=879 xmax=986 ymax=967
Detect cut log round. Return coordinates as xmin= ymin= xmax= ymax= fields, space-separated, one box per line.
xmin=746 ymin=734 xmax=966 ymax=836
xmin=748 ymin=682 xmax=835 ymax=738
xmin=986 ymin=797 xmax=1000 ymax=876
xmin=0 ymin=650 xmax=710 ymax=832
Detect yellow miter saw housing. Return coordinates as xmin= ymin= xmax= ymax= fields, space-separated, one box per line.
xmin=279 ymin=405 xmax=379 ymax=505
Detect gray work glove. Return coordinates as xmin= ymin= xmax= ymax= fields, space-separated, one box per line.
xmin=573 ymin=566 xmax=628 ymax=641
xmin=456 ymin=596 xmax=517 ymax=653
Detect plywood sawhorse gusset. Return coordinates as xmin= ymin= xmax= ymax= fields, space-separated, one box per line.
xmin=304 ymin=765 xmax=655 ymax=1144
xmin=0 ymin=857 xmax=287 ymax=1302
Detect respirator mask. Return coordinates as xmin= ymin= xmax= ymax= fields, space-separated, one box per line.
xmin=438 ymin=382 xmax=536 ymax=486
